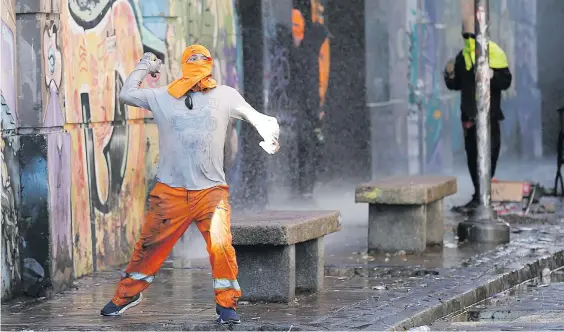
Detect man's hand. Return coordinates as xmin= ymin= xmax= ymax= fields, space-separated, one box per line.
xmin=141 ymin=52 xmax=162 ymax=75
xmin=445 ymin=59 xmax=455 ymax=77
xmin=255 ymin=117 xmax=280 ymax=155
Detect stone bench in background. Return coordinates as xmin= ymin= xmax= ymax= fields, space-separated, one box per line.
xmin=355 ymin=176 xmax=457 ymax=253
xmin=232 ymin=210 xmax=341 ymax=303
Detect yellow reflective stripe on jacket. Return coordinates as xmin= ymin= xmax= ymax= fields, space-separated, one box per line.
xmin=213 ymin=278 xmax=241 ymax=290
xmin=462 ymin=38 xmax=509 ymax=70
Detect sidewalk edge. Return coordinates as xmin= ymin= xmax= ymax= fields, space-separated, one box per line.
xmin=387 ymin=250 xmax=564 ymax=331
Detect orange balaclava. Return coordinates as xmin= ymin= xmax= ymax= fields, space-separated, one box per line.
xmin=168 ymin=44 xmax=217 ymax=99
xmin=292 ymin=9 xmax=305 ymax=44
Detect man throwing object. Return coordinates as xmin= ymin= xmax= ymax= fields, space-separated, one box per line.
xmin=100 ymin=45 xmax=280 ymax=325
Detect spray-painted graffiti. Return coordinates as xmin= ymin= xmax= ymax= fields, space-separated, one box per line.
xmin=60 ymin=0 xmax=146 ymax=275
xmin=18 ymin=135 xmax=52 ymax=297
xmin=0 ymin=135 xmax=20 ymax=300
xmin=406 ymin=0 xmax=424 ymax=174
xmin=42 ymin=20 xmax=74 ymax=291
xmin=501 ymin=0 xmax=542 ymax=158
xmin=421 ymin=0 xmax=443 ymax=173
xmin=56 ymin=0 xmax=242 ymax=276
xmin=400 ymin=0 xmax=542 ymax=171
xmin=43 ymin=22 xmax=64 ymax=127
xmin=1 ymin=8 xmax=20 ymax=300
xmin=1 ymin=21 xmax=17 ymax=126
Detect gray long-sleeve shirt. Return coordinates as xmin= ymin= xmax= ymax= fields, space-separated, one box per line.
xmin=120 ymin=62 xmax=273 ymax=190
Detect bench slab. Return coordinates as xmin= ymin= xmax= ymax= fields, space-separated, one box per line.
xmin=231 ymin=210 xmax=341 ymax=245
xmin=232 ymin=210 xmax=340 ymax=302
xmin=356 ymin=176 xmax=456 ymax=253
xmin=355 ymin=175 xmax=457 ymax=205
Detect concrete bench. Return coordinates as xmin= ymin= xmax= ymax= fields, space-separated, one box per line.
xmin=355 ymin=176 xmax=457 ymax=253
xmin=231 ymin=210 xmax=340 ymax=303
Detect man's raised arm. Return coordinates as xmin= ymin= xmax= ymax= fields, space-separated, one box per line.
xmin=120 ymin=52 xmax=162 ymax=110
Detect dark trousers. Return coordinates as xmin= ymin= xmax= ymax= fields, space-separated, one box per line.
xmin=464 ymin=121 xmax=501 ymax=200
xmin=295 ymin=120 xmax=318 ymax=195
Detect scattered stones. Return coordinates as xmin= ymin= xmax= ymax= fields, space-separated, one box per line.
xmin=394 ymin=250 xmax=407 ymax=256
xmin=542 ymin=267 xmax=551 ymax=278
xmin=372 ymin=285 xmax=387 ymax=290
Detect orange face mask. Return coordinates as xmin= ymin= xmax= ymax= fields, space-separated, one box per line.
xmin=168 ymin=45 xmax=218 ymax=99
xmin=292 ymin=9 xmax=305 ymax=43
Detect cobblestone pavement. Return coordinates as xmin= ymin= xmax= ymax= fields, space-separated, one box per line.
xmin=431 ymin=272 xmax=564 ymax=330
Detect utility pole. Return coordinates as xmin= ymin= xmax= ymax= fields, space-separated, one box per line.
xmin=457 ymin=0 xmax=510 ymax=244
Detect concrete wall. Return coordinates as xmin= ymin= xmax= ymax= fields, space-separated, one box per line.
xmin=537 ymin=0 xmax=564 ymax=155
xmin=323 ymin=0 xmax=368 ymax=179
xmin=1 ymin=0 xmax=242 ymax=300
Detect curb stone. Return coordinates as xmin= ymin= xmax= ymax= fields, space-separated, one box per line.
xmin=387 ymin=250 xmax=564 ymax=331
xmin=301 ymin=227 xmax=564 ymax=331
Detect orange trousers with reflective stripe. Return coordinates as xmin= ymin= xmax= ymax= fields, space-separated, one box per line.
xmin=112 ymin=182 xmax=241 ymax=308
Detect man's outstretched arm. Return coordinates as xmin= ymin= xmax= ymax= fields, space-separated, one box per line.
xmin=120 ymin=53 xmax=161 ymax=110
xmin=228 ymin=87 xmax=280 ymax=154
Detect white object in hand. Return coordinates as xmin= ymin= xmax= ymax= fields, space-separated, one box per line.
xmin=255 ymin=117 xmax=280 ymax=155
xmin=141 ymin=52 xmax=162 ymax=74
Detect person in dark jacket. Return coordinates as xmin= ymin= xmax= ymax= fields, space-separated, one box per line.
xmin=290 ymin=8 xmax=327 ymax=199
xmin=444 ymin=30 xmax=512 ymax=211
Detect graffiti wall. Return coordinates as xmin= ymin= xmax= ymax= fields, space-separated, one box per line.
xmin=438 ymin=0 xmax=542 ymax=160
xmin=61 ymin=0 xmax=155 ymax=277
xmin=59 ymin=0 xmax=242 ymax=276
xmin=1 ymin=0 xmax=19 ymax=300
xmin=494 ymin=0 xmax=542 ymax=158
xmin=1 ymin=0 xmax=243 ymax=298
xmin=366 ymin=0 xmax=542 ymax=179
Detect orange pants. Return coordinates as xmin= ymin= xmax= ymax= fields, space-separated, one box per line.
xmin=112 ymin=182 xmax=241 ymax=308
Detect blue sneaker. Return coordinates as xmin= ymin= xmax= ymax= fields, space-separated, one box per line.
xmin=100 ymin=293 xmax=143 ymax=316
xmin=216 ymin=304 xmax=241 ymax=325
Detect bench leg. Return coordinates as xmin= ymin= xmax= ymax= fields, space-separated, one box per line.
xmin=368 ymin=204 xmax=426 ymax=253
xmin=295 ymin=237 xmax=324 ymax=293
xmin=235 ymin=244 xmax=296 ymax=303
xmin=426 ymin=200 xmax=444 ymax=246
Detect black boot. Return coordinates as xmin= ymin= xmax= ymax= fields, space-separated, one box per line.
xmin=452 ymin=195 xmax=479 ymax=213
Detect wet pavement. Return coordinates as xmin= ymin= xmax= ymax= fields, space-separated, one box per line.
xmin=3 ymin=221 xmax=563 ymax=331
xmin=3 ymin=158 xmax=564 ymax=330
xmin=431 ymin=270 xmax=564 ymax=330
xmin=0 ymin=267 xmax=429 ymax=331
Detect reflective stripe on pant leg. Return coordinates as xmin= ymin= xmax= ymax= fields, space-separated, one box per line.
xmin=121 ymin=271 xmax=155 ymax=284
xmin=213 ymin=278 xmax=241 ymax=291
xmin=193 ymin=186 xmax=241 ymax=308
xmin=112 ymin=182 xmax=193 ymax=306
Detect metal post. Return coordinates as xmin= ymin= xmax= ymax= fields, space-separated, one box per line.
xmin=475 ymin=0 xmax=493 ymax=211
xmin=457 ymin=0 xmax=510 ymax=244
